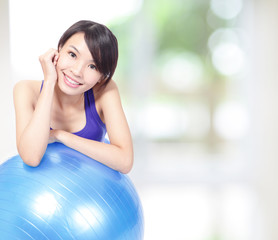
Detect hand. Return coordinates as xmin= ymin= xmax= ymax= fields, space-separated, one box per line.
xmin=39 ymin=48 xmax=59 ymax=84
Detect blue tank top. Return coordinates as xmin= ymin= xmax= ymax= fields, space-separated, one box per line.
xmin=40 ymin=81 xmax=107 ymax=142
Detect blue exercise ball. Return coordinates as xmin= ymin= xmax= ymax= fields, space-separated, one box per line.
xmin=0 ymin=143 xmax=144 ymax=240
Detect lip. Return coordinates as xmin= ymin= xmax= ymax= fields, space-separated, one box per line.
xmin=63 ymin=74 xmax=81 ymax=88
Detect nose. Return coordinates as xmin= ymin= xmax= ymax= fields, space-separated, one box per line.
xmin=71 ymin=61 xmax=83 ymax=77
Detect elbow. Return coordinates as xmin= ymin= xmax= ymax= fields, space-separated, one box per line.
xmin=17 ymin=142 xmax=44 ymax=167
xmin=24 ymin=159 xmax=41 ymax=167
xmin=18 ymin=150 xmax=42 ymax=167
xmin=120 ymin=165 xmax=132 ymax=174
xmin=119 ymin=155 xmax=134 ymax=174
xmin=21 ymin=156 xmax=42 ymax=167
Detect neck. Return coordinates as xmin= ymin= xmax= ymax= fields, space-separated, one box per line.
xmin=53 ymin=84 xmax=84 ymax=109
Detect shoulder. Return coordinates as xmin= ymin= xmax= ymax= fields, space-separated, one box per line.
xmin=104 ymin=79 xmax=118 ymax=91
xmin=95 ymin=80 xmax=123 ymax=115
xmin=97 ymin=80 xmax=121 ymax=104
xmin=95 ymin=79 xmax=118 ymax=96
xmin=13 ymin=80 xmax=42 ymax=105
xmin=94 ymin=80 xmax=120 ymax=103
xmin=13 ymin=80 xmax=41 ymax=93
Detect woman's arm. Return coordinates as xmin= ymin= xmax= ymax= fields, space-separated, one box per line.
xmin=14 ymin=80 xmax=55 ymax=166
xmin=52 ymin=81 xmax=134 ymax=174
xmin=13 ymin=49 xmax=59 ymax=166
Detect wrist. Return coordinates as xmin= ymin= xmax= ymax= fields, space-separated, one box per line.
xmin=55 ymin=129 xmax=69 ymax=143
xmin=43 ymin=79 xmax=57 ymax=89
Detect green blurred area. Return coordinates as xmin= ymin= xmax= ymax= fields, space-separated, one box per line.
xmin=107 ymin=0 xmax=246 ymax=147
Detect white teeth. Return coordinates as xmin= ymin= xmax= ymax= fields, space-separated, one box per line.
xmin=65 ymin=76 xmax=79 ymax=85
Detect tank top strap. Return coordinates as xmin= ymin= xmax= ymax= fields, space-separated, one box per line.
xmin=84 ymin=88 xmax=106 ymax=129
xmin=40 ymin=80 xmax=44 ymax=92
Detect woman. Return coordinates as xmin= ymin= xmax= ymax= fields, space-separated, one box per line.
xmin=13 ymin=20 xmax=133 ymax=174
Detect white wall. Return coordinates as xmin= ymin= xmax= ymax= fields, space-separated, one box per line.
xmin=0 ymin=0 xmax=17 ymax=163
xmin=248 ymin=0 xmax=278 ymax=239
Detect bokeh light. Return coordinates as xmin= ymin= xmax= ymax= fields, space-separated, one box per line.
xmin=211 ymin=42 xmax=245 ymax=76
xmin=214 ymin=101 xmax=249 ymax=140
xmin=159 ymin=52 xmax=204 ymax=92
xmin=210 ymin=0 xmax=243 ymax=20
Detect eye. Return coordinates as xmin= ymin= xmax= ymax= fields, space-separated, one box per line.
xmin=89 ymin=64 xmax=97 ymax=70
xmin=69 ymin=52 xmax=76 ymax=58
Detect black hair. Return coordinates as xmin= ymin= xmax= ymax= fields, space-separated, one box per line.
xmin=58 ymin=20 xmax=118 ymax=90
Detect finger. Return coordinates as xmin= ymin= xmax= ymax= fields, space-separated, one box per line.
xmin=39 ymin=48 xmax=57 ymax=63
xmin=53 ymin=53 xmax=59 ymax=66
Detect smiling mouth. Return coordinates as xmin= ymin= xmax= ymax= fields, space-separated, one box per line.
xmin=64 ymin=74 xmax=82 ymax=86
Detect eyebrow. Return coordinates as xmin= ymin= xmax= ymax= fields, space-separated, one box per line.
xmin=69 ymin=45 xmax=80 ymax=54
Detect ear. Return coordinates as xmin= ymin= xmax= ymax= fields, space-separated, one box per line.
xmin=97 ymin=78 xmax=102 ymax=83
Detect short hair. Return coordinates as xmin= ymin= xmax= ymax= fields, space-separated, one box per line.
xmin=58 ymin=20 xmax=118 ymax=90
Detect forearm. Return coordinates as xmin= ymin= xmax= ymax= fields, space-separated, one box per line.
xmin=55 ymin=130 xmax=133 ymax=174
xmin=17 ymin=81 xmax=55 ymax=166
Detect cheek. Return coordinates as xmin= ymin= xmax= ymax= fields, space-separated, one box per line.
xmin=56 ymin=54 xmax=70 ymax=70
xmin=87 ymin=77 xmax=99 ymax=87
xmin=84 ymin=71 xmax=102 ymax=84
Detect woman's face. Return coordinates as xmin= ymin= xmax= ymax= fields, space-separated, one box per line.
xmin=56 ymin=32 xmax=102 ymax=95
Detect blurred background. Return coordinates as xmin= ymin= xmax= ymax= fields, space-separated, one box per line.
xmin=2 ymin=0 xmax=278 ymax=239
